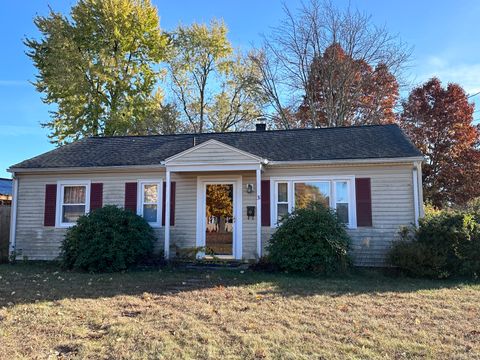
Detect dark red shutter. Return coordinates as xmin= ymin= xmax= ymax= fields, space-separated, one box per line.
xmin=162 ymin=181 xmax=176 ymax=226
xmin=355 ymin=178 xmax=372 ymax=227
xmin=124 ymin=182 xmax=138 ymax=213
xmin=44 ymin=184 xmax=57 ymax=226
xmin=170 ymin=182 xmax=176 ymax=226
xmin=90 ymin=183 xmax=103 ymax=211
xmin=261 ymin=180 xmax=270 ymax=226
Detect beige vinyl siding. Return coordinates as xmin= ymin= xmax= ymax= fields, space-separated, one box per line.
xmin=242 ymin=174 xmax=257 ymax=259
xmin=13 ymin=169 xmax=259 ymax=261
xmin=169 ymin=172 xmax=196 ymax=253
xmin=14 ymin=171 xmax=167 ymax=260
xmin=13 ymin=162 xmax=417 ymax=266
xmin=262 ymin=163 xmax=416 ymax=266
xmin=169 ymin=141 xmax=259 ymax=164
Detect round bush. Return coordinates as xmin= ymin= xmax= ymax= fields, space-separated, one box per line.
xmin=388 ymin=209 xmax=480 ymax=278
xmin=267 ymin=202 xmax=351 ymax=273
xmin=388 ymin=237 xmax=449 ymax=278
xmin=61 ymin=205 xmax=155 ymax=272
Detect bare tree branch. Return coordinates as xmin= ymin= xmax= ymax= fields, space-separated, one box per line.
xmin=252 ymin=0 xmax=411 ymax=128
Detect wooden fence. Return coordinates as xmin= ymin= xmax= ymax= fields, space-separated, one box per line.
xmin=0 ymin=205 xmax=11 ymax=263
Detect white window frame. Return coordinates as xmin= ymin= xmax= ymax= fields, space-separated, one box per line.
xmin=137 ymin=179 xmax=163 ymax=228
xmin=274 ymin=182 xmax=290 ymax=223
xmin=56 ymin=180 xmax=91 ymax=228
xmin=270 ymin=176 xmax=357 ymax=229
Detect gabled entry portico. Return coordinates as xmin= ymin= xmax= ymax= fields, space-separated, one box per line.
xmin=163 ymin=139 xmax=267 ymax=260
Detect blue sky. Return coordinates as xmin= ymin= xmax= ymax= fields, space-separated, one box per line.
xmin=1 ymin=0 xmax=480 ymax=178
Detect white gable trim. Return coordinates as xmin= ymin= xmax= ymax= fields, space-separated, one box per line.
xmin=164 ymin=139 xmax=266 ymax=164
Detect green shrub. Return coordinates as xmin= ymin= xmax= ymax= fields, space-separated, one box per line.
xmin=267 ymin=202 xmax=351 ymax=274
xmin=388 ymin=230 xmax=450 ymax=278
xmin=452 ymin=214 xmax=480 ymax=277
xmin=61 ymin=205 xmax=155 ymax=272
xmin=466 ymin=197 xmax=480 ymax=222
xmin=388 ymin=209 xmax=480 ymax=278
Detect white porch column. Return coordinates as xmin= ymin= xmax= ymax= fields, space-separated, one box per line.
xmin=256 ymin=167 xmax=262 ymax=258
xmin=164 ymin=169 xmax=171 ymax=259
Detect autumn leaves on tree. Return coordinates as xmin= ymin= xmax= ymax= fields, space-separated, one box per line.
xmin=399 ymin=78 xmax=480 ymax=207
xmin=297 ymin=44 xmax=399 ymax=128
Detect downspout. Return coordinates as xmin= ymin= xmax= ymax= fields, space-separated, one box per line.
xmin=416 ymin=161 xmax=424 ymax=218
xmin=9 ymin=173 xmax=18 ymax=260
xmin=412 ymin=165 xmax=420 ymax=226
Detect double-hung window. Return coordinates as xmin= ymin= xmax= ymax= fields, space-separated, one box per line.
xmin=272 ymin=177 xmax=356 ymax=228
xmin=334 ymin=181 xmax=349 ymax=224
xmin=138 ymin=180 xmax=162 ymax=227
xmin=57 ymin=180 xmax=91 ymax=227
xmin=276 ymin=182 xmax=289 ymax=222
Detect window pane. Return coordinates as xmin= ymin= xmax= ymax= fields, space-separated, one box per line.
xmin=62 ymin=205 xmax=86 ymax=223
xmin=277 ymin=203 xmax=289 ymax=222
xmin=295 ymin=182 xmax=330 ymax=208
xmin=144 ymin=184 xmax=158 ymax=203
xmin=335 ymin=182 xmax=348 ymax=203
xmin=336 ymin=203 xmax=349 ymax=223
xmin=277 ymin=183 xmax=288 ymax=202
xmin=64 ymin=186 xmax=86 ymax=204
xmin=143 ymin=204 xmax=158 ymax=223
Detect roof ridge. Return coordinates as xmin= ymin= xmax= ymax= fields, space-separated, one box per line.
xmin=89 ymin=123 xmax=398 ymax=140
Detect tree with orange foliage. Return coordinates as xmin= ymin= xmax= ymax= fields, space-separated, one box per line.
xmin=297 ymin=44 xmax=399 ymax=127
xmin=251 ymin=0 xmax=409 ymax=129
xmin=399 ymin=78 xmax=480 ymax=207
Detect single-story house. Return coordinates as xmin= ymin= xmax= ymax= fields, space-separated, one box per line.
xmin=7 ymin=123 xmax=424 ymax=266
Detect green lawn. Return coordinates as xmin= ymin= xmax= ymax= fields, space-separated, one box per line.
xmin=0 ymin=264 xmax=479 ymax=359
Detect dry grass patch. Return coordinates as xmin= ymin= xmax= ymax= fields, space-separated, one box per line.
xmin=0 ymin=264 xmax=478 ymax=359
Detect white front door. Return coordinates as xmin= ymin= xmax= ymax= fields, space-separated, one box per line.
xmin=196 ymin=176 xmax=242 ymax=259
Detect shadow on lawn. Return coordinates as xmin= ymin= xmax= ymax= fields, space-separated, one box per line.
xmin=0 ymin=262 xmax=477 ymax=306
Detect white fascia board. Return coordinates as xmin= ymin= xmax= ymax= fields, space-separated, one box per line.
xmin=8 ymin=164 xmax=166 ymax=174
xmin=267 ymin=156 xmax=424 ymax=167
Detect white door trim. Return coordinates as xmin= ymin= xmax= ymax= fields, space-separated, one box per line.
xmin=196 ymin=175 xmax=243 ymax=260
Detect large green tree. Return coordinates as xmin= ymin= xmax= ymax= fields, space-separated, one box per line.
xmin=25 ymin=0 xmax=169 ymax=145
xmin=168 ymin=20 xmax=265 ymax=133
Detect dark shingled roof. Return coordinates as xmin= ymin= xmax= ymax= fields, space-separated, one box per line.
xmin=10 ymin=124 xmax=422 ymax=170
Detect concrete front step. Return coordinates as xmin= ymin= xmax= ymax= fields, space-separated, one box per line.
xmin=176 ymin=260 xmax=250 ymax=271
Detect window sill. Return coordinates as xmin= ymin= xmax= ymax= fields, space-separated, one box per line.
xmin=55 ymin=223 xmax=76 ymax=229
